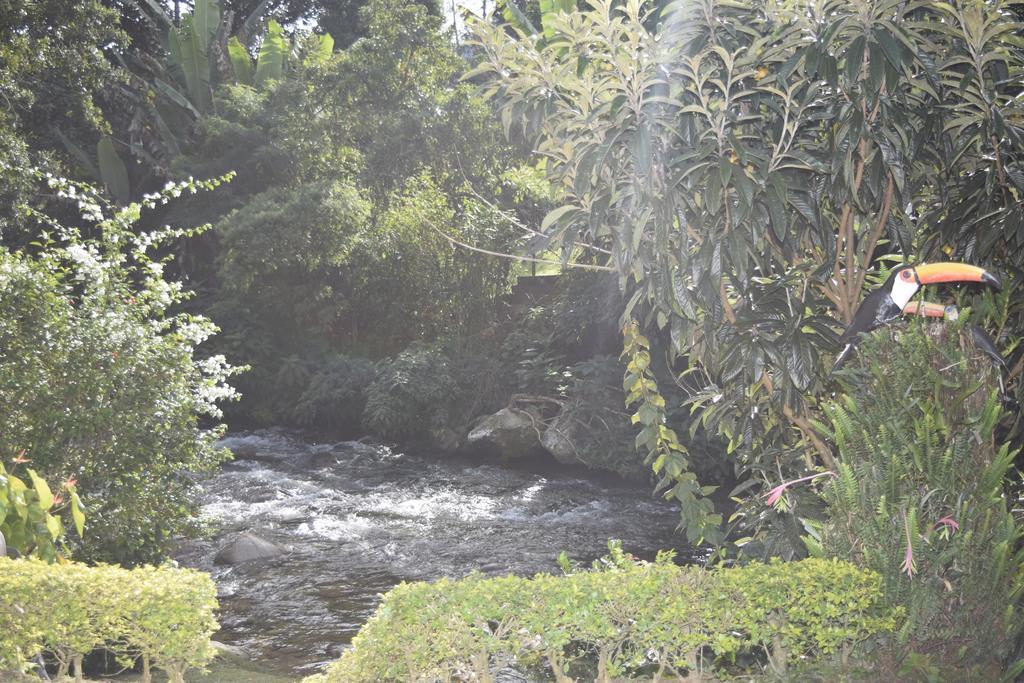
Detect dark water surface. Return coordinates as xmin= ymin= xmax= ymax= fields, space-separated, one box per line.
xmin=174 ymin=430 xmax=699 ymax=676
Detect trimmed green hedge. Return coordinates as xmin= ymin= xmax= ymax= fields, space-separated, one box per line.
xmin=0 ymin=558 xmax=218 ymax=682
xmin=306 ymin=555 xmax=899 ymax=682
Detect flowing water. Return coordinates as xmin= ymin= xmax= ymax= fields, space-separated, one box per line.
xmin=174 ymin=430 xmax=701 ymax=677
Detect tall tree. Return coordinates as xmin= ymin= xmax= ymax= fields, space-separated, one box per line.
xmin=469 ymin=0 xmax=1024 ymax=551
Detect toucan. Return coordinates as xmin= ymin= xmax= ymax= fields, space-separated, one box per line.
xmin=833 ymin=262 xmax=1001 ymax=371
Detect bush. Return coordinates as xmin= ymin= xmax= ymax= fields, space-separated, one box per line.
xmin=817 ymin=318 xmax=1024 ymax=672
xmin=292 ymin=355 xmax=379 ymax=429
xmin=0 ymin=177 xmax=238 ymax=565
xmin=0 ymin=557 xmax=218 ymax=682
xmin=306 ymin=552 xmax=898 ymax=682
xmin=363 ymin=345 xmax=458 ymax=440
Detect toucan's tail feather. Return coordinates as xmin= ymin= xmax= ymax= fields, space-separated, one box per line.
xmin=832 ymin=343 xmax=855 ymax=372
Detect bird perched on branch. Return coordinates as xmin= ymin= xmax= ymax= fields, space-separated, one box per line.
xmin=833 ymin=262 xmax=1001 ymax=371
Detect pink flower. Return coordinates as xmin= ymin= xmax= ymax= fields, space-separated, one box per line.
xmin=764 ymin=471 xmax=836 ymax=507
xmin=934 ymin=515 xmax=959 ymax=533
xmin=12 ymin=450 xmax=30 ymax=464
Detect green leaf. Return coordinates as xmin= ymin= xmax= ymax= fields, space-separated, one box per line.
xmin=228 ymin=36 xmax=254 ymax=85
xmin=153 ymin=77 xmax=203 ymax=119
xmin=53 ymin=128 xmax=100 ymax=181
xmin=540 ymin=0 xmax=572 ymax=40
xmin=98 ymin=136 xmax=131 ymax=206
xmin=192 ymin=0 xmax=220 ymax=57
xmin=304 ymin=33 xmax=335 ymax=67
xmin=845 ymin=35 xmax=866 ymax=83
xmin=26 ymin=470 xmax=54 ymax=509
xmin=134 ymin=0 xmax=173 ymax=27
xmin=255 ymin=20 xmax=288 ymax=87
xmin=876 ymin=29 xmax=905 ymax=73
xmin=45 ymin=514 xmax=61 ymax=541
xmin=541 ymin=205 xmax=577 ymax=233
xmin=501 ymin=0 xmax=538 ymax=36
xmin=70 ymin=492 xmax=85 ymax=538
xmin=174 ymin=17 xmax=213 ymax=111
xmin=239 ymin=0 xmax=274 ymax=47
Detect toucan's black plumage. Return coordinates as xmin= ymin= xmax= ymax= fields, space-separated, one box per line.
xmin=833 ymin=267 xmax=913 ymax=371
xmin=971 ymin=325 xmax=1007 ymax=370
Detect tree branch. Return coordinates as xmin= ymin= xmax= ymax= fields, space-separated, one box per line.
xmin=854 ymin=173 xmax=894 ymax=296
xmin=782 ymin=404 xmax=836 ymax=471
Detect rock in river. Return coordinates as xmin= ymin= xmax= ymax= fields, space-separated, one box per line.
xmin=540 ymin=409 xmax=582 ymax=466
xmin=466 ymin=407 xmax=543 ymax=459
xmin=214 ymin=532 xmax=288 ymax=565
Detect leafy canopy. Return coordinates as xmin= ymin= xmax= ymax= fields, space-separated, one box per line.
xmin=469 ymin=0 xmax=1024 ymax=549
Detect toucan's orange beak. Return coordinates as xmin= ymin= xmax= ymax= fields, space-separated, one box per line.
xmin=914 ymin=262 xmax=1001 ymax=289
xmin=903 ymin=301 xmax=948 ymax=318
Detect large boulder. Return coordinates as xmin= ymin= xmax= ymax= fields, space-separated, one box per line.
xmin=540 ymin=410 xmax=582 ymax=465
xmin=466 ymin=407 xmax=543 ymax=459
xmin=214 ymin=533 xmax=287 ymax=565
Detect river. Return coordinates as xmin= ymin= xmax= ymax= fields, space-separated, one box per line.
xmin=173 ymin=430 xmax=700 ymax=677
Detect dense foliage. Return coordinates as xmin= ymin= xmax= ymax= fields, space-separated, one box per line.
xmin=815 ymin=319 xmax=1023 ymax=673
xmin=0 ymin=1 xmax=127 ymax=238
xmin=469 ymin=0 xmax=1024 ymax=550
xmin=0 ymin=558 xmax=218 ymax=682
xmin=0 ymin=176 xmax=237 ymax=565
xmin=141 ymin=0 xmax=528 ymax=427
xmin=306 ymin=549 xmax=897 ymax=682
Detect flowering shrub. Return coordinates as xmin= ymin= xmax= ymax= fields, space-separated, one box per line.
xmin=306 ymin=551 xmax=897 ymax=682
xmin=0 ymin=174 xmax=240 ymax=564
xmin=0 ymin=557 xmax=217 ymax=682
xmin=817 ymin=319 xmax=1023 ymax=671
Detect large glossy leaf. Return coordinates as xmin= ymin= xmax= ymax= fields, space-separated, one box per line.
xmin=173 ymin=17 xmax=212 ymax=111
xmin=193 ymin=0 xmax=220 ymax=56
xmin=255 ymin=20 xmax=287 ymax=87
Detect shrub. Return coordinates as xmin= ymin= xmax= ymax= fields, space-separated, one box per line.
xmin=0 ymin=558 xmax=217 ymax=682
xmin=292 ymin=355 xmax=378 ymax=430
xmin=363 ymin=345 xmax=458 ymax=439
xmin=817 ymin=319 xmax=1024 ymax=672
xmin=308 ymin=551 xmax=898 ymax=682
xmin=0 ymin=177 xmax=239 ymax=565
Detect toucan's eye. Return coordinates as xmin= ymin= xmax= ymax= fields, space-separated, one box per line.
xmin=901 ymin=270 xmax=913 ymax=281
